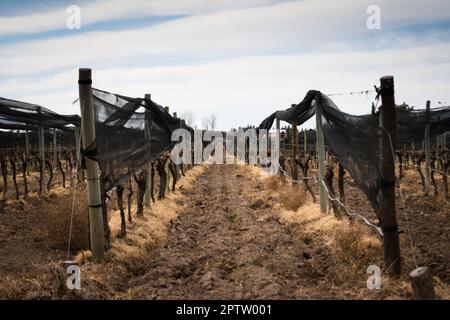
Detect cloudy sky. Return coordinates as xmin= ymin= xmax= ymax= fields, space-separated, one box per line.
xmin=1 ymin=0 xmax=449 ymax=129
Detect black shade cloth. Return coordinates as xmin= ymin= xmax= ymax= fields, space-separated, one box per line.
xmin=92 ymin=88 xmax=192 ymax=192
xmin=259 ymin=90 xmax=450 ymax=212
xmin=0 ymin=128 xmax=77 ymax=150
xmin=0 ymin=97 xmax=80 ymax=129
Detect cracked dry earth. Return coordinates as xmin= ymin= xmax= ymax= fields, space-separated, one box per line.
xmin=124 ymin=164 xmax=320 ymax=299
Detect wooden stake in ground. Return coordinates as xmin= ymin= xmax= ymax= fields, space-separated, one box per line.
xmin=315 ymin=99 xmax=327 ymax=214
xmin=424 ymin=100 xmax=431 ymax=195
xmin=25 ymin=127 xmax=30 ymax=159
xmin=291 ymin=111 xmax=299 ymax=182
xmin=78 ymin=68 xmax=104 ymax=263
xmin=53 ymin=128 xmax=57 ymax=166
xmin=144 ymin=93 xmax=152 ymax=208
xmin=304 ymin=128 xmax=307 ymax=153
xmin=38 ymin=108 xmax=46 ymax=194
xmin=276 ymin=119 xmax=281 ymax=174
xmin=379 ymin=75 xmax=401 ymax=276
xmin=410 ymin=266 xmax=436 ymax=300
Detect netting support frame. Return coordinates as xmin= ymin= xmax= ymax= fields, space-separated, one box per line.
xmin=79 ymin=68 xmax=105 ymax=263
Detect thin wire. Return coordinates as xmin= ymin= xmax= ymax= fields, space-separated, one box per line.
xmin=326 ymin=89 xmax=376 ymax=97
xmin=320 ymin=179 xmax=383 ymax=236
xmin=66 ymin=177 xmax=77 ymax=261
xmin=276 ymin=160 xmax=382 ymax=235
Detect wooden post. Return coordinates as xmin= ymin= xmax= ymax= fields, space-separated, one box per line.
xmin=410 ymin=266 xmax=436 ymax=300
xmin=444 ymin=132 xmax=447 ymax=150
xmin=425 ymin=101 xmax=431 ymax=195
xmin=25 ymin=127 xmax=30 ymax=158
xmin=291 ymin=119 xmax=299 ymax=182
xmin=304 ymin=129 xmax=307 ymax=153
xmin=379 ymin=75 xmax=401 ymax=276
xmin=165 ymin=106 xmax=171 ymax=193
xmin=276 ymin=119 xmax=280 ymax=172
xmin=53 ymin=128 xmax=57 ymax=166
xmin=144 ymin=93 xmax=152 ymax=208
xmin=316 ymin=100 xmax=327 ymax=213
xmin=78 ymin=68 xmax=104 ymax=263
xmin=75 ymin=126 xmax=81 ymax=165
xmin=38 ymin=107 xmax=47 ymax=193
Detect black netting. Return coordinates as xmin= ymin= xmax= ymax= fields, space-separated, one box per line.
xmin=92 ymin=88 xmax=192 ymax=192
xmin=396 ymin=106 xmax=450 ymax=146
xmin=0 ymin=97 xmax=80 ymax=129
xmin=0 ymin=128 xmax=77 ymax=150
xmin=259 ymin=90 xmax=450 ymax=212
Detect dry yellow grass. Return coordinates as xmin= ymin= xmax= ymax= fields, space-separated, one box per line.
xmin=72 ymin=165 xmax=206 ymax=298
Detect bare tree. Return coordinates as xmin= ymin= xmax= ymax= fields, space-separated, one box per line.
xmin=180 ymin=111 xmax=195 ymax=127
xmin=207 ymin=113 xmax=217 ymax=130
xmin=202 ymin=116 xmax=209 ymax=130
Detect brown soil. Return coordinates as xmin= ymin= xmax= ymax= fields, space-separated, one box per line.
xmin=0 ymin=164 xmax=449 ymax=299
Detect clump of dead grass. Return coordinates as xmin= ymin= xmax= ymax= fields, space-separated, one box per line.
xmin=38 ymin=193 xmax=89 ymax=251
xmin=279 ymin=185 xmax=307 ymax=211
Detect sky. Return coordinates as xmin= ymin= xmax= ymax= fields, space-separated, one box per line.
xmin=1 ymin=0 xmax=449 ymax=130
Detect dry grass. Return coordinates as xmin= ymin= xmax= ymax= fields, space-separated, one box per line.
xmin=37 ymin=188 xmax=89 ymax=251
xmin=73 ymin=165 xmax=207 ymax=298
xmin=272 ymin=185 xmax=450 ymax=299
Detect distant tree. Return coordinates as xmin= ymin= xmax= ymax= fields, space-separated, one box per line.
xmin=207 ymin=113 xmax=217 ymax=130
xmin=201 ymin=116 xmax=209 ymax=130
xmin=374 ymin=101 xmax=414 ymax=114
xmin=180 ymin=111 xmax=195 ymax=127
xmin=396 ymin=102 xmax=414 ymax=112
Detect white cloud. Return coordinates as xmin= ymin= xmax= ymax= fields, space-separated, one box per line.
xmin=1 ymin=0 xmax=450 ymax=76
xmin=0 ymin=0 xmax=449 ymax=129
xmin=0 ymin=0 xmax=282 ymax=36
xmin=2 ymin=43 xmax=449 ymax=129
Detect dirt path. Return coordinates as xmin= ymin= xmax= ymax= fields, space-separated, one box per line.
xmin=124 ymin=164 xmax=319 ymax=299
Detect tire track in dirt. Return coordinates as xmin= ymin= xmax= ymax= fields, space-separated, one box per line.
xmin=125 ymin=164 xmax=317 ymax=299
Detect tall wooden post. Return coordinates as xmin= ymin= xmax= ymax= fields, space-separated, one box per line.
xmin=78 ymin=68 xmax=104 ymax=263
xmin=53 ymin=128 xmax=57 ymax=165
xmin=316 ymin=101 xmax=327 ymax=213
xmin=38 ymin=107 xmax=47 ymax=193
xmin=304 ymin=129 xmax=307 ymax=153
xmin=291 ymin=119 xmax=299 ymax=182
xmin=424 ymin=101 xmax=431 ymax=195
xmin=165 ymin=106 xmax=171 ymax=193
xmin=25 ymin=127 xmax=30 ymax=158
xmin=276 ymin=119 xmax=281 ymax=173
xmin=144 ymin=93 xmax=152 ymax=208
xmin=444 ymin=132 xmax=447 ymax=150
xmin=75 ymin=126 xmax=81 ymax=165
xmin=379 ymin=75 xmax=401 ymax=276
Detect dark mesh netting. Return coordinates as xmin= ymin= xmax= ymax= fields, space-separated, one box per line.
xmin=319 ymin=94 xmax=380 ymax=211
xmin=0 ymin=128 xmax=77 ymax=150
xmin=91 ymin=88 xmax=192 ymax=192
xmin=259 ymin=90 xmax=450 ymax=212
xmin=0 ymin=97 xmax=80 ymax=129
xmin=396 ymin=106 xmax=450 ymax=146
